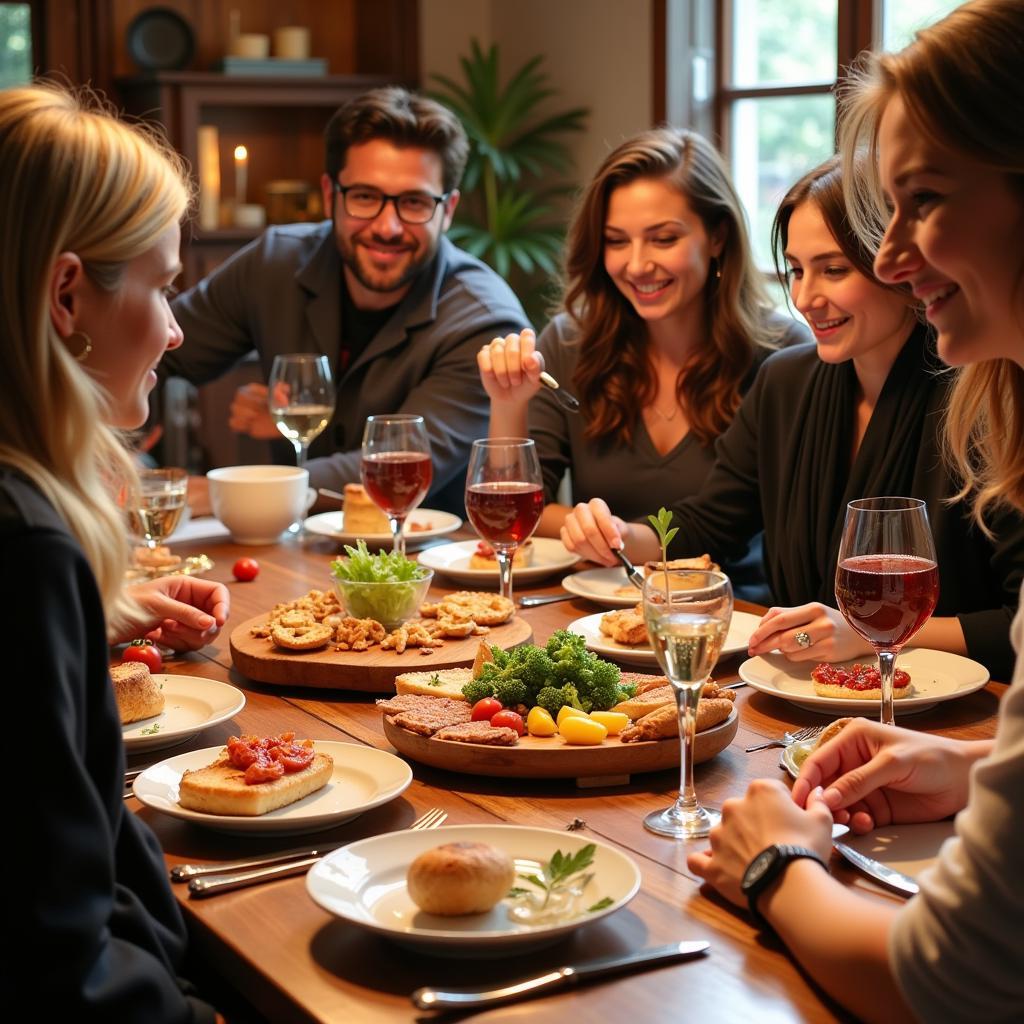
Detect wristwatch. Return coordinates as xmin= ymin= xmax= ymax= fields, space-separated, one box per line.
xmin=741 ymin=844 xmax=827 ymax=927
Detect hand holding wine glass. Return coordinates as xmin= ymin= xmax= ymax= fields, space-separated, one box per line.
xmin=835 ymin=497 xmax=939 ymax=726
xmin=267 ymin=354 xmax=336 ymax=468
xmin=360 ymin=414 xmax=433 ymax=555
xmin=464 ymin=438 xmax=543 ymax=603
xmin=642 ymin=569 xmax=733 ymax=838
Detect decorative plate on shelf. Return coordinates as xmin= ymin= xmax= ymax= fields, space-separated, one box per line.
xmin=126 ymin=8 xmax=195 ymax=71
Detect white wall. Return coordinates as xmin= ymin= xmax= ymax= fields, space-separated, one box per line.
xmin=420 ymin=0 xmax=653 ymax=184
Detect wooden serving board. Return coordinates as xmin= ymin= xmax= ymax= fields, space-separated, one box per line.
xmin=229 ymin=613 xmax=533 ymax=692
xmin=382 ymin=707 xmax=738 ymax=784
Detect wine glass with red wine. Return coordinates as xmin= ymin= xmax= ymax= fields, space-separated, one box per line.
xmin=464 ymin=438 xmax=544 ymax=603
xmin=360 ymin=414 xmax=433 ymax=555
xmin=835 ymin=497 xmax=939 ymax=726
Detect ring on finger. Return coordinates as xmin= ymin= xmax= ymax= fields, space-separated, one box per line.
xmin=794 ymin=630 xmax=813 ymax=649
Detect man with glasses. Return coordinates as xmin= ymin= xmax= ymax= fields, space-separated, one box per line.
xmin=164 ymin=86 xmax=527 ymax=513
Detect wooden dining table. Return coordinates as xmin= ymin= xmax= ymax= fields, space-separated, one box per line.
xmin=128 ymin=526 xmax=1005 ymax=1023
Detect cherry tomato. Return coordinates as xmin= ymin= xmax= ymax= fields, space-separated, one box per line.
xmin=490 ymin=710 xmax=525 ymax=735
xmin=232 ymin=557 xmax=260 ymax=582
xmin=121 ymin=639 xmax=163 ymax=673
xmin=471 ymin=697 xmax=503 ymax=722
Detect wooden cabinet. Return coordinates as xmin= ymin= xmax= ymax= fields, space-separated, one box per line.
xmin=116 ymin=71 xmax=395 ymax=284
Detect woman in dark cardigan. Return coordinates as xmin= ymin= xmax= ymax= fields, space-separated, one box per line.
xmin=560 ymin=157 xmax=1024 ymax=679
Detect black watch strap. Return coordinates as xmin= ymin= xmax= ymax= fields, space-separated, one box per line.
xmin=742 ymin=844 xmax=827 ymax=928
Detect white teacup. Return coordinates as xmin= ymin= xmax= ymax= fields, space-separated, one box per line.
xmin=207 ymin=465 xmax=310 ymax=544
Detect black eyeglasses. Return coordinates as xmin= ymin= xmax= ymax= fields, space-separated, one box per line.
xmin=332 ymin=183 xmax=449 ymax=225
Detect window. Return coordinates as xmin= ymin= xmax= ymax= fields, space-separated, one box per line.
xmin=881 ymin=0 xmax=964 ymax=50
xmin=0 ymin=3 xmax=30 ymax=89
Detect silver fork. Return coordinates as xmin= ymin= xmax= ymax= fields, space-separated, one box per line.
xmin=745 ymin=724 xmax=825 ymax=752
xmin=184 ymin=807 xmax=448 ymax=898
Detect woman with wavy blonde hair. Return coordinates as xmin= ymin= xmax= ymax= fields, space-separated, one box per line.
xmin=479 ymin=127 xmax=804 ymax=595
xmin=1 ymin=84 xmax=225 ymax=1019
xmin=686 ymin=4 xmax=1024 ymax=1022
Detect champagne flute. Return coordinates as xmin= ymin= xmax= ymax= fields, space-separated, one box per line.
xmin=360 ymin=414 xmax=433 ymax=555
xmin=835 ymin=497 xmax=939 ymax=726
xmin=130 ymin=468 xmax=188 ymax=557
xmin=268 ymin=354 xmax=336 ymax=469
xmin=642 ymin=569 xmax=733 ymax=839
xmin=464 ymin=438 xmax=543 ymax=603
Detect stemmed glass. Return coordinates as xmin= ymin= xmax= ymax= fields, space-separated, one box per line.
xmin=268 ymin=354 xmax=336 ymax=469
xmin=835 ymin=496 xmax=939 ymax=726
xmin=642 ymin=569 xmax=733 ymax=839
xmin=130 ymin=468 xmax=188 ymax=558
xmin=464 ymin=438 xmax=543 ymax=603
xmin=360 ymin=414 xmax=433 ymax=555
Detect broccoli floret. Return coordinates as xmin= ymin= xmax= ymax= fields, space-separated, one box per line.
xmin=461 ymin=677 xmax=495 ymax=704
xmin=492 ymin=675 xmax=528 ymax=708
xmin=534 ymin=683 xmax=585 ymax=719
xmin=585 ymin=658 xmax=626 ymax=711
xmin=516 ymin=645 xmax=555 ymax=699
xmin=545 ymin=629 xmax=588 ymax=663
xmin=490 ymin=646 xmax=511 ymax=670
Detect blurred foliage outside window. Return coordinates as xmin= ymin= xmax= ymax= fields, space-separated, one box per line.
xmin=0 ymin=4 xmax=30 ymax=90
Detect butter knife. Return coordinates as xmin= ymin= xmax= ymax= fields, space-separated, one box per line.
xmin=834 ymin=842 xmax=919 ymax=897
xmin=412 ymin=940 xmax=709 ymax=1010
xmin=171 ymin=843 xmax=341 ymax=882
xmin=186 ymin=855 xmax=321 ymax=898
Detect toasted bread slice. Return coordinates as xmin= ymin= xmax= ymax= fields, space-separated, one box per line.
xmin=613 ymin=684 xmax=675 ymax=719
xmin=472 ymin=640 xmax=495 ymax=679
xmin=469 ymin=539 xmax=533 ymax=570
xmin=395 ymin=668 xmax=472 ymax=700
xmin=178 ymin=751 xmax=334 ymax=816
xmin=111 ymin=662 xmax=165 ymax=724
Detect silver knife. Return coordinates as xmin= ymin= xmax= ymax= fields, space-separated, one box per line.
xmin=834 ymin=842 xmax=919 ymax=897
xmin=171 ymin=843 xmax=341 ymax=882
xmin=186 ymin=855 xmax=322 ymax=898
xmin=411 ymin=940 xmax=709 ymax=1011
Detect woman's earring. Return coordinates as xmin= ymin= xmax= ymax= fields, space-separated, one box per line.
xmin=69 ymin=330 xmax=93 ymax=362
xmin=712 ymin=257 xmax=722 ymax=280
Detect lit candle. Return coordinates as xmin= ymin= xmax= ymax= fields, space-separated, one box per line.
xmin=234 ymin=145 xmax=248 ymax=204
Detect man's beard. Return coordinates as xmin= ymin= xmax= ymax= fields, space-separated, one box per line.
xmin=338 ymin=229 xmax=439 ymax=296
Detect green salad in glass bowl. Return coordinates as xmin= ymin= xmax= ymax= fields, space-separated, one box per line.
xmin=330 ymin=540 xmax=433 ymax=630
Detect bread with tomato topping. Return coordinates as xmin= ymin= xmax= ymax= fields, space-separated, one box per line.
xmin=469 ymin=539 xmax=533 ymax=570
xmin=178 ymin=749 xmax=334 ymax=816
xmin=111 ymin=661 xmax=164 ymax=724
xmin=811 ymin=663 xmax=912 ymax=700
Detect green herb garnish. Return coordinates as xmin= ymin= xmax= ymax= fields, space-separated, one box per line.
xmin=329 ymin=539 xmax=429 ymax=625
xmin=139 ymin=723 xmax=162 ymax=735
xmin=587 ymin=896 xmax=614 ymax=913
xmin=646 ymin=507 xmax=678 ymax=594
xmin=509 ymin=844 xmax=600 ymax=910
xmin=427 ymin=673 xmax=443 ymax=687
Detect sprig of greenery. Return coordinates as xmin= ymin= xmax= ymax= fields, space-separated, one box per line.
xmin=647 ymin=507 xmax=678 ymax=594
xmin=510 ymin=844 xmax=603 ymax=910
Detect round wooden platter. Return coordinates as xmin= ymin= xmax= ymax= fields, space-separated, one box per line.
xmin=229 ymin=612 xmax=533 ymax=693
xmin=382 ymin=707 xmax=738 ymax=785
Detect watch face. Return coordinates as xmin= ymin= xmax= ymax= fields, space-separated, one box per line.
xmin=743 ymin=847 xmax=777 ymax=890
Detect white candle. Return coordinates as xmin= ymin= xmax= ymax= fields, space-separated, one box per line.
xmin=197 ymin=125 xmax=220 ymax=230
xmin=234 ymin=145 xmax=248 ymax=204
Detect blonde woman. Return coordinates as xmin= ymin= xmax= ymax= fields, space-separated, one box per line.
xmin=687 ymin=4 xmax=1024 ymax=1022
xmin=479 ymin=128 xmax=805 ymax=597
xmin=0 ymin=85 xmax=226 ymax=1019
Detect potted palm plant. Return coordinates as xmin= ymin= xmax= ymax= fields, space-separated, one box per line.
xmin=431 ymin=40 xmax=588 ymax=321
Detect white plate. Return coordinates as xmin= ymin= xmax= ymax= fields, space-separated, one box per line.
xmin=561 ymin=567 xmax=646 ymax=607
xmin=780 ymin=741 xmax=816 ymax=780
xmin=306 ymin=824 xmax=640 ymax=954
xmin=837 ymin=820 xmax=957 ymax=882
xmin=568 ymin=610 xmax=763 ymax=667
xmin=417 ymin=537 xmax=578 ymax=585
xmin=132 ymin=741 xmax=413 ymax=836
xmin=122 ymin=674 xmax=246 ymax=753
xmin=740 ymin=647 xmax=989 ymax=716
xmin=304 ymin=508 xmax=461 ymax=548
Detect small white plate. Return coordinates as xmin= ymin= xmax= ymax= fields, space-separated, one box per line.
xmin=122 ymin=674 xmax=246 ymax=753
xmin=739 ymin=647 xmax=989 ymax=716
xmin=568 ymin=610 xmax=763 ymax=667
xmin=561 ymin=567 xmax=646 ymax=608
xmin=418 ymin=538 xmax=578 ymax=585
xmin=132 ymin=741 xmax=413 ymax=836
xmin=304 ymin=508 xmax=461 ymax=548
xmin=837 ymin=820 xmax=957 ymax=882
xmin=780 ymin=741 xmax=816 ymax=780
xmin=306 ymin=824 xmax=640 ymax=954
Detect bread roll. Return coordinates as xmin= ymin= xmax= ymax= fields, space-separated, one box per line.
xmin=407 ymin=841 xmax=515 ymax=915
xmin=111 ymin=662 xmax=164 ymax=724
xmin=342 ymin=484 xmax=389 ymax=535
xmin=813 ymin=717 xmax=853 ymax=749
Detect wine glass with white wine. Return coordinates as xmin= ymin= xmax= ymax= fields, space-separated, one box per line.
xmin=641 ymin=569 xmax=733 ymax=839
xmin=268 ymin=354 xmax=336 ymax=468
xmin=130 ymin=467 xmax=188 ymax=564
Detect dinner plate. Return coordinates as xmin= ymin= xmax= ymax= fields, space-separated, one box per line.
xmin=739 ymin=647 xmax=989 ymax=716
xmin=132 ymin=741 xmax=413 ymax=836
xmin=417 ymin=537 xmax=578 ymax=585
xmin=303 ymin=508 xmax=460 ymax=548
xmin=122 ymin=674 xmax=246 ymax=753
xmin=568 ymin=610 xmax=763 ymax=667
xmin=306 ymin=824 xmax=641 ymax=955
xmin=561 ymin=567 xmax=647 ymax=607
